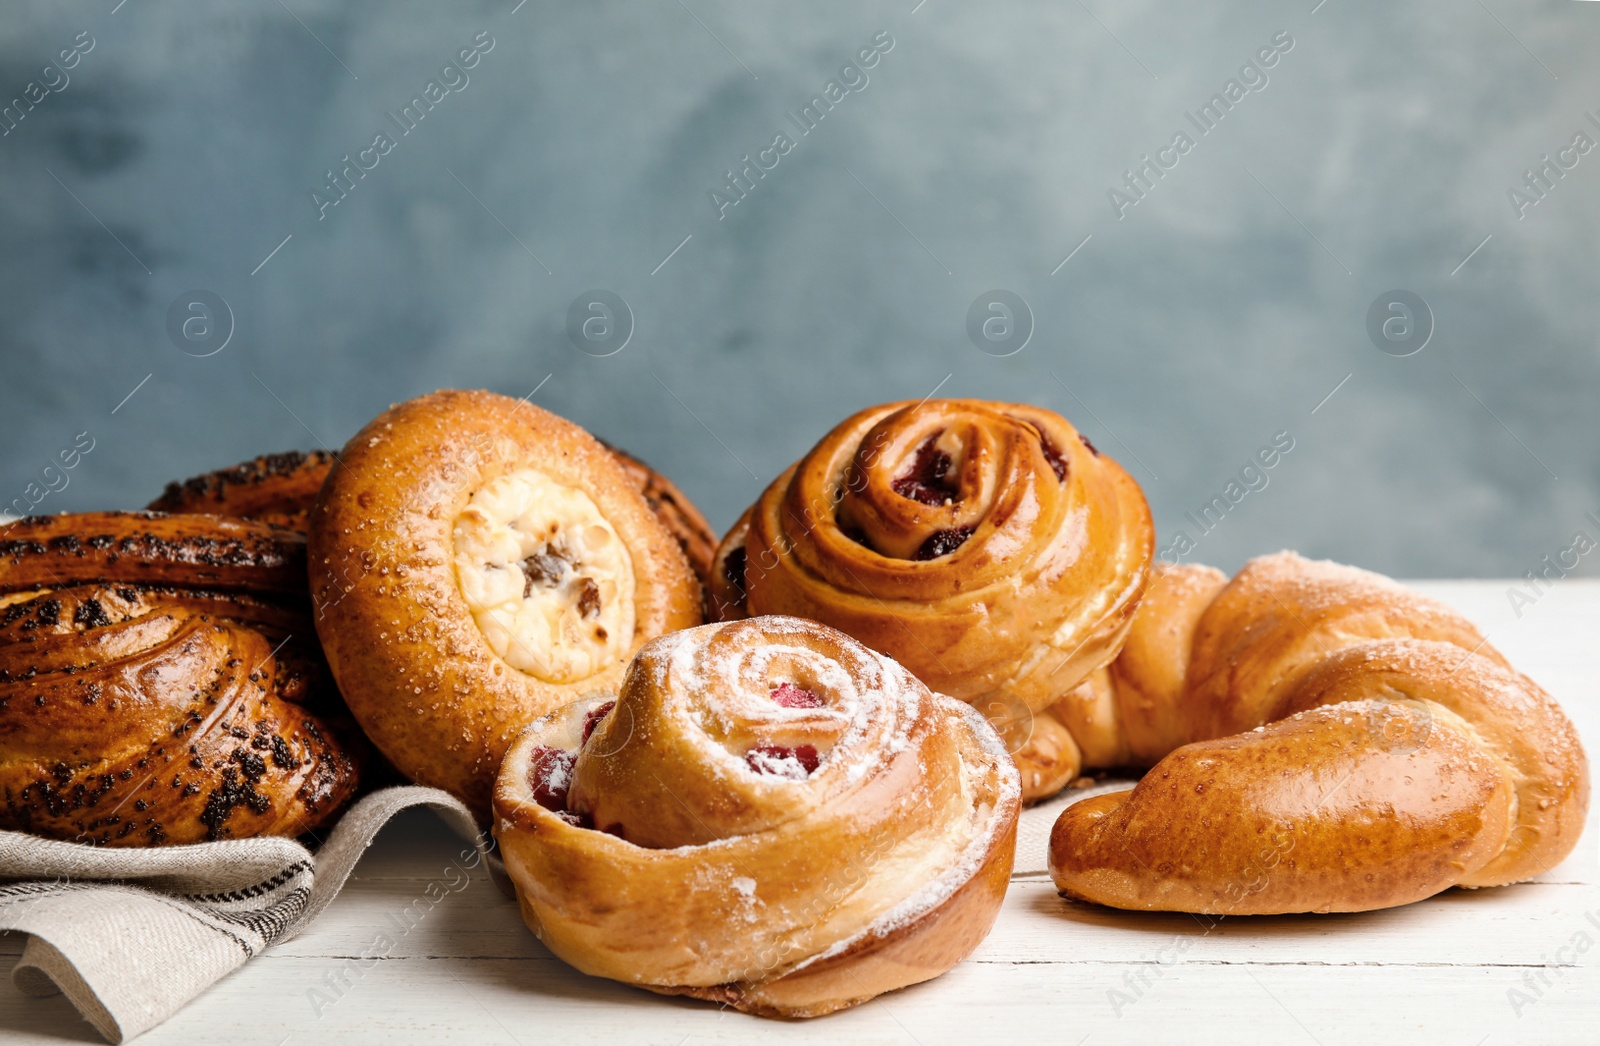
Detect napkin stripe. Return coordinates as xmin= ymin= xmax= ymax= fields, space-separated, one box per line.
xmin=180 ymin=860 xmax=312 ymax=904
xmin=204 ymin=888 xmax=311 ymax=946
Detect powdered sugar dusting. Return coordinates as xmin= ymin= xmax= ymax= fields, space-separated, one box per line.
xmin=800 ymin=696 xmax=1019 ymax=967
xmin=498 ymin=618 xmax=1023 ymax=995
xmin=745 ymin=745 xmax=816 ymax=779
xmin=638 ymin=616 xmax=925 ymax=785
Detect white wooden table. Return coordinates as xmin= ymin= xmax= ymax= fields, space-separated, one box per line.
xmin=3 ymin=581 xmax=1597 ymax=1045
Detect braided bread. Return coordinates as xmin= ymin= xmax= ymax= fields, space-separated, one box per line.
xmin=708 ymin=399 xmax=1153 ymax=803
xmin=492 ymin=615 xmax=1019 ymax=1017
xmin=309 ymin=391 xmax=703 ymax=814
xmin=0 ymin=512 xmax=362 ymax=845
xmin=1048 ymin=553 xmax=1590 ymax=914
xmin=148 ymin=450 xmax=338 ymax=531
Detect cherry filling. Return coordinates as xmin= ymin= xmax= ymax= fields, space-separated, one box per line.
xmin=770 ymin=682 xmax=823 ymax=709
xmin=528 ymin=745 xmax=576 ymax=811
xmin=1079 ymin=433 xmax=1100 ymax=457
xmin=914 ymin=526 xmax=975 ymax=561
xmin=891 ymin=437 xmax=959 ymax=506
xmin=581 ymin=700 xmax=616 ymax=742
xmin=745 ymin=744 xmax=821 ymax=778
xmin=528 ymin=732 xmax=625 ymax=834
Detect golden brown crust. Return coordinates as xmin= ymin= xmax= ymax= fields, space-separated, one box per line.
xmin=0 ymin=514 xmax=362 ymax=846
xmin=1004 ymin=700 xmax=1083 ymax=803
xmin=148 ymin=450 xmax=337 ymax=531
xmin=1048 ymin=552 xmax=1590 ymax=914
xmin=710 ymin=399 xmax=1154 ymax=803
xmin=1049 ymin=701 xmax=1516 ymax=914
xmin=660 ymin=819 xmax=1016 ymax=1017
xmin=308 ymin=390 xmax=703 ymax=815
xmin=1106 ymin=561 xmax=1227 ymax=763
xmin=1184 ymin=553 xmax=1510 ymax=738
xmin=492 ymin=616 xmax=1020 ymax=1017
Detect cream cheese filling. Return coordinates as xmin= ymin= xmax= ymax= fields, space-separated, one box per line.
xmin=452 ymin=467 xmax=635 ymax=683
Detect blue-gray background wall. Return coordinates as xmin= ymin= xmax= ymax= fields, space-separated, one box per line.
xmin=2 ymin=0 xmax=1597 ymax=580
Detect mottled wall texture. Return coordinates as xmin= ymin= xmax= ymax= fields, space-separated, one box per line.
xmin=2 ymin=1 xmax=1597 ymax=583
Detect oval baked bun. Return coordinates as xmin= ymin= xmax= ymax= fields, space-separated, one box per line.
xmin=308 ymin=390 xmax=703 ymax=813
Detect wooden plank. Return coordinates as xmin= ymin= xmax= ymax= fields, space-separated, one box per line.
xmin=2 ymin=953 xmax=1595 ymax=1045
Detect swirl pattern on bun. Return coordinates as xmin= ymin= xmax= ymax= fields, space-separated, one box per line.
xmin=709 ymin=399 xmax=1153 ymax=801
xmin=493 ymin=615 xmax=1019 ymax=1017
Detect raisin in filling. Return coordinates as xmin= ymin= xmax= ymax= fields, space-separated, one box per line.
xmin=721 ymin=546 xmax=748 ymax=600
xmin=520 ymin=547 xmax=603 ymax=621
xmin=838 ymin=524 xmax=874 ymax=550
xmin=914 ymin=526 xmax=975 ymax=561
xmin=520 ymin=551 xmax=568 ymax=594
xmin=1039 ymin=436 xmax=1069 ymax=482
xmin=891 ymin=437 xmax=959 ymax=506
xmin=575 ymin=578 xmax=601 ymax=620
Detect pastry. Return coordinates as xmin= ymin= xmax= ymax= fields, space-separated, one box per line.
xmin=148 ymin=450 xmax=337 ymax=531
xmin=0 ymin=512 xmax=362 ymax=845
xmin=308 ymin=390 xmax=703 ymax=814
xmin=1048 ymin=553 xmax=1590 ymax=914
xmin=599 ymin=440 xmax=717 ymax=599
xmin=708 ymin=399 xmax=1153 ymax=802
xmin=492 ymin=615 xmax=1020 ymax=1017
xmin=0 ymin=510 xmax=308 ymax=593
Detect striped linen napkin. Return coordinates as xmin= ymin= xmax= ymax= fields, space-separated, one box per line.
xmin=0 ymin=786 xmax=500 ymax=1044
